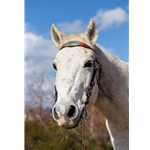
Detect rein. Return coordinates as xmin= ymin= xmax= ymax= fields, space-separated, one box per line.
xmin=54 ymin=41 xmax=102 ymax=106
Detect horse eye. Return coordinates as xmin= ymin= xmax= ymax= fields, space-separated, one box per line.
xmin=53 ymin=63 xmax=57 ymax=70
xmin=84 ymin=60 xmax=93 ymax=68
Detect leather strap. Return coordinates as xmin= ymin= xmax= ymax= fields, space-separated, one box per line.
xmin=60 ymin=41 xmax=93 ymax=50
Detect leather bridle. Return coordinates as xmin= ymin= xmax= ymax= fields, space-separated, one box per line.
xmin=54 ymin=41 xmax=102 ymax=106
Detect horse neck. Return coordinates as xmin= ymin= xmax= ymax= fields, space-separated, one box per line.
xmin=94 ymin=44 xmax=129 ymax=131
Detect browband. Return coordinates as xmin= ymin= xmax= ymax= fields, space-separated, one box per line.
xmin=60 ymin=41 xmax=94 ymax=51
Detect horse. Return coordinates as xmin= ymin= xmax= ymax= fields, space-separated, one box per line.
xmin=50 ymin=19 xmax=129 ymax=150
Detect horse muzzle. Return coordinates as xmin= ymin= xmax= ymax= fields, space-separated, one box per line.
xmin=52 ymin=103 xmax=84 ymax=129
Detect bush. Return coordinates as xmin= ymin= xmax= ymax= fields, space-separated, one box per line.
xmin=25 ymin=117 xmax=113 ymax=150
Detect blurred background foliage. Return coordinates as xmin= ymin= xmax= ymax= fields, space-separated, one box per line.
xmin=25 ymin=72 xmax=113 ymax=150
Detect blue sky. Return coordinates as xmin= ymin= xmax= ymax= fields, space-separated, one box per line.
xmin=25 ymin=0 xmax=129 ymax=83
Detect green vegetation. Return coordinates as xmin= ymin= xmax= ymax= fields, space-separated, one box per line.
xmin=25 ymin=117 xmax=113 ymax=150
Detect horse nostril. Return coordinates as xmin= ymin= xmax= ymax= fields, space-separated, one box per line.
xmin=53 ymin=107 xmax=59 ymax=120
xmin=67 ymin=105 xmax=76 ymax=118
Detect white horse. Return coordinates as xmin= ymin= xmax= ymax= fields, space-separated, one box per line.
xmin=50 ymin=19 xmax=129 ymax=150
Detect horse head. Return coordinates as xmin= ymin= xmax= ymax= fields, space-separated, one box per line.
xmin=51 ymin=19 xmax=101 ymax=129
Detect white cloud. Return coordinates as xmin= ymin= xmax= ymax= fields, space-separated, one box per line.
xmin=93 ymin=7 xmax=128 ymax=30
xmin=50 ymin=7 xmax=127 ymax=60
xmin=98 ymin=44 xmax=120 ymax=58
xmin=25 ymin=32 xmax=57 ymax=83
xmin=57 ymin=20 xmax=86 ymax=35
xmin=55 ymin=7 xmax=128 ymax=35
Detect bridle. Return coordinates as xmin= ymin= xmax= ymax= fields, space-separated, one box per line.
xmin=54 ymin=41 xmax=102 ymax=106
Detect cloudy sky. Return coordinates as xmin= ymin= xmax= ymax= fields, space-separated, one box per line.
xmin=25 ymin=0 xmax=129 ymax=84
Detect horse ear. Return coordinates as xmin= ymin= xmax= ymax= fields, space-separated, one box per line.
xmin=85 ymin=19 xmax=98 ymax=45
xmin=50 ymin=24 xmax=65 ymax=49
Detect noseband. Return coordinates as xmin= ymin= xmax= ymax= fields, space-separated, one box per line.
xmin=54 ymin=41 xmax=102 ymax=106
